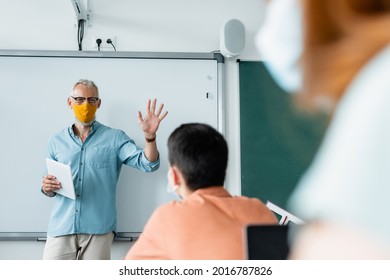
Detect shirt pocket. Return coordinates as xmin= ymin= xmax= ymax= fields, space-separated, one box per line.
xmin=87 ymin=147 xmax=117 ymax=169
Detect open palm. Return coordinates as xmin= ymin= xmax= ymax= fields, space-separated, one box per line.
xmin=138 ymin=99 xmax=168 ymax=136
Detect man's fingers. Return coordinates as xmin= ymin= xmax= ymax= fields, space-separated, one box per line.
xmin=155 ymin=103 xmax=164 ymax=116
xmin=138 ymin=111 xmax=143 ymax=123
xmin=150 ymin=98 xmax=157 ymax=113
xmin=146 ymin=99 xmax=151 ymax=113
xmin=159 ymin=110 xmax=168 ymax=121
xmin=42 ymin=175 xmax=61 ymax=190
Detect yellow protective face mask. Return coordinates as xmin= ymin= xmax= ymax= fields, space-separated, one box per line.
xmin=73 ymin=103 xmax=97 ymax=124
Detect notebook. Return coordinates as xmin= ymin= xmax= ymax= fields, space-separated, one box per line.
xmin=244 ymin=224 xmax=292 ymax=260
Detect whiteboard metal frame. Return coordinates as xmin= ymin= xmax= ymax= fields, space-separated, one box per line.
xmin=0 ymin=49 xmax=224 ymax=62
xmin=0 ymin=232 xmax=139 ymax=242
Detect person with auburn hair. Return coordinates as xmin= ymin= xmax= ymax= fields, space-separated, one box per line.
xmin=297 ymin=0 xmax=390 ymax=112
xmin=257 ymin=0 xmax=390 ymax=259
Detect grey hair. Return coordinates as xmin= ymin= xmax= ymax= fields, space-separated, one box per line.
xmin=73 ymin=79 xmax=99 ymax=97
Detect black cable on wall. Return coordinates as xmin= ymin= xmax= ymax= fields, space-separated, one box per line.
xmin=77 ymin=19 xmax=85 ymax=51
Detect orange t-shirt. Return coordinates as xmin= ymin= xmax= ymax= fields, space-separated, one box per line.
xmin=125 ymin=186 xmax=278 ymax=260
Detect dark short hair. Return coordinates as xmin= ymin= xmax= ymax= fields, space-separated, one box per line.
xmin=167 ymin=123 xmax=228 ymax=191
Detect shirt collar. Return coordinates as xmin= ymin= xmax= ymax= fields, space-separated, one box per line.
xmin=191 ymin=186 xmax=231 ymax=198
xmin=68 ymin=121 xmax=101 ymax=137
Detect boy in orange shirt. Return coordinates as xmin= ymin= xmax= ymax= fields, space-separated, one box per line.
xmin=125 ymin=123 xmax=277 ymax=260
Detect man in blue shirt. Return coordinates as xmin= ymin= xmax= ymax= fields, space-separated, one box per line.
xmin=41 ymin=79 xmax=168 ymax=259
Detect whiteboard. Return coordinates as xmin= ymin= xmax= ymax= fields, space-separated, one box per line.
xmin=0 ymin=50 xmax=223 ymax=238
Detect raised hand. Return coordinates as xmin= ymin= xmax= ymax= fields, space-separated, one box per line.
xmin=138 ymin=99 xmax=168 ymax=138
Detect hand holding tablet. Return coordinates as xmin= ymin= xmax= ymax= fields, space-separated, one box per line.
xmin=46 ymin=158 xmax=76 ymax=200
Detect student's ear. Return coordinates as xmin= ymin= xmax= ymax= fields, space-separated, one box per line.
xmin=170 ymin=166 xmax=184 ymax=187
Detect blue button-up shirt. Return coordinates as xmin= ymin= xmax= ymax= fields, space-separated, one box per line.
xmin=46 ymin=121 xmax=159 ymax=237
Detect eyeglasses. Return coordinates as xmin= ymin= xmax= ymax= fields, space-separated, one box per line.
xmin=70 ymin=96 xmax=100 ymax=105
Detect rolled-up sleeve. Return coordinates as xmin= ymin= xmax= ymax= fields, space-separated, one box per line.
xmin=117 ymin=130 xmax=160 ymax=172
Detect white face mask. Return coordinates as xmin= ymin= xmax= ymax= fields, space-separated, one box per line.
xmin=255 ymin=0 xmax=303 ymax=94
xmin=166 ymin=170 xmax=182 ymax=201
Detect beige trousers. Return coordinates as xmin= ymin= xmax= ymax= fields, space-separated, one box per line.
xmin=42 ymin=232 xmax=114 ymax=260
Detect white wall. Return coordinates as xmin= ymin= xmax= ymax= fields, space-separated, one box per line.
xmin=0 ymin=0 xmax=265 ymax=260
